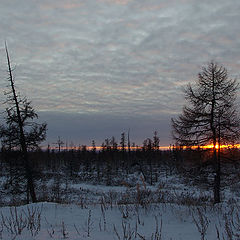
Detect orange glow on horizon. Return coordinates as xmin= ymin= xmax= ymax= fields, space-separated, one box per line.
xmin=202 ymin=144 xmax=240 ymax=149
xmin=45 ymin=144 xmax=240 ymax=151
xmin=179 ymin=144 xmax=240 ymax=150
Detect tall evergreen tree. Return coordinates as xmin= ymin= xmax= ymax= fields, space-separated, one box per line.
xmin=172 ymin=61 xmax=240 ymax=203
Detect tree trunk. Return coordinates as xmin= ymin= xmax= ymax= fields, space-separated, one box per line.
xmin=214 ymin=125 xmax=221 ymax=204
xmin=23 ymin=151 xmax=37 ymax=203
xmin=5 ymin=44 xmax=37 ymax=203
xmin=213 ymin=146 xmax=220 ymax=203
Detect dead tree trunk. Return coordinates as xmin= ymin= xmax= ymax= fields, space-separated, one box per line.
xmin=5 ymin=44 xmax=37 ymax=203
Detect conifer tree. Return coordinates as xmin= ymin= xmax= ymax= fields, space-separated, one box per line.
xmin=172 ymin=61 xmax=240 ymax=203
xmin=0 ymin=44 xmax=47 ymax=203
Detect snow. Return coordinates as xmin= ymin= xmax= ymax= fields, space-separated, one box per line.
xmin=1 ymin=164 xmax=240 ymax=239
xmin=0 ymin=199 xmax=237 ymax=240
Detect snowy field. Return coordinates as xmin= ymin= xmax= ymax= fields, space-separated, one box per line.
xmin=1 ymin=165 xmax=240 ymax=239
xmin=0 ymin=183 xmax=240 ymax=240
xmin=0 ymin=201 xmax=239 ymax=240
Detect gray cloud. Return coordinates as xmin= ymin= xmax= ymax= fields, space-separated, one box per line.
xmin=0 ymin=0 xmax=240 ymax=145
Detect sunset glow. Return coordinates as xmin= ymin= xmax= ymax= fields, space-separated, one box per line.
xmin=175 ymin=144 xmax=240 ymax=150
xmin=49 ymin=144 xmax=240 ymax=152
xmin=202 ymin=144 xmax=240 ymax=149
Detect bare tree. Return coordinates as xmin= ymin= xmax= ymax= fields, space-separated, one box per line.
xmin=153 ymin=131 xmax=160 ymax=151
xmin=172 ymin=61 xmax=240 ymax=203
xmin=120 ymin=132 xmax=126 ymax=152
xmin=0 ymin=43 xmax=47 ymax=203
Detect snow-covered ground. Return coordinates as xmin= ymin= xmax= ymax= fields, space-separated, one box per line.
xmin=0 ymin=182 xmax=240 ymax=240
xmin=1 ymin=164 xmax=240 ymax=239
xmin=0 ymin=201 xmax=238 ymax=240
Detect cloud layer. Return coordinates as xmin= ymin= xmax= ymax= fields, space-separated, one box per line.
xmin=0 ymin=0 xmax=240 ymax=145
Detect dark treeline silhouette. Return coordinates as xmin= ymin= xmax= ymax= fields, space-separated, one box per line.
xmin=0 ymin=131 xmax=167 ymax=204
xmin=1 ymin=132 xmax=240 ymax=202
xmin=38 ymin=131 xmax=164 ymax=185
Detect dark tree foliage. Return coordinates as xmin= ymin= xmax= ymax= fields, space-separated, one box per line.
xmin=1 ymin=99 xmax=46 ymax=150
xmin=172 ymin=61 xmax=240 ymax=203
xmin=0 ymin=44 xmax=47 ymax=203
xmin=172 ymin=62 xmax=240 ymax=147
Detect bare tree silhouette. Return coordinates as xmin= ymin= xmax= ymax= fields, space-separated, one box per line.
xmin=172 ymin=61 xmax=240 ymax=203
xmin=0 ymin=43 xmax=47 ymax=203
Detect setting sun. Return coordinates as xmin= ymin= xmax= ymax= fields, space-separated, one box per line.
xmin=192 ymin=144 xmax=240 ymax=149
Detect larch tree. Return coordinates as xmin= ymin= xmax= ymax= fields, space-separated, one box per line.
xmin=172 ymin=61 xmax=240 ymax=203
xmin=0 ymin=44 xmax=47 ymax=203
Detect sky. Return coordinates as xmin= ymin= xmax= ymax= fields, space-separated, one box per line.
xmin=0 ymin=0 xmax=240 ymax=147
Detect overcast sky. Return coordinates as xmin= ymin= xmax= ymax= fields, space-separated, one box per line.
xmin=0 ymin=0 xmax=240 ymax=147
